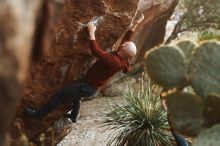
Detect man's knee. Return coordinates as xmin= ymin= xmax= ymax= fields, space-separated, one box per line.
xmin=57 ymin=86 xmax=77 ymax=102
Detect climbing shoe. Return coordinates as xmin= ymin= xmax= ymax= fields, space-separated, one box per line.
xmin=64 ymin=113 xmax=77 ymax=123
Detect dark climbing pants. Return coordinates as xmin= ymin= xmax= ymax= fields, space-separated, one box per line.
xmin=37 ymin=80 xmax=96 ymax=120
xmin=173 ymin=133 xmax=188 ymax=146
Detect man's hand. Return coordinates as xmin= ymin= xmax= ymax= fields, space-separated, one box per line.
xmin=129 ymin=14 xmax=145 ymax=31
xmin=87 ymin=22 xmax=96 ymax=40
xmin=133 ymin=14 xmax=145 ymax=24
xmin=87 ymin=22 xmax=96 ymax=34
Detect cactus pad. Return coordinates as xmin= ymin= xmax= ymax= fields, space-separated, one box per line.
xmin=166 ymin=92 xmax=204 ymax=136
xmin=177 ymin=40 xmax=196 ymax=64
xmin=203 ymin=95 xmax=220 ymax=127
xmin=145 ymin=46 xmax=188 ymax=89
xmin=193 ymin=124 xmax=220 ymax=146
xmin=189 ymin=42 xmax=220 ymax=98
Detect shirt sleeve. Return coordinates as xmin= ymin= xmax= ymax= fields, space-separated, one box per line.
xmin=120 ymin=30 xmax=134 ymax=45
xmin=122 ymin=61 xmax=130 ymax=73
xmin=89 ymin=40 xmax=112 ymax=64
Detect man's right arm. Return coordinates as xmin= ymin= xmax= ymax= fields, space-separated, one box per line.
xmin=87 ymin=22 xmax=112 ymax=62
xmin=120 ymin=30 xmax=134 ymax=45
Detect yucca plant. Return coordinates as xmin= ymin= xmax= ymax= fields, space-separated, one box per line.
xmin=104 ymin=76 xmax=175 ymax=146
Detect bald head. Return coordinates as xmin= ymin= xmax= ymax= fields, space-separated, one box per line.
xmin=123 ymin=42 xmax=137 ymax=57
xmin=118 ymin=42 xmax=137 ymax=59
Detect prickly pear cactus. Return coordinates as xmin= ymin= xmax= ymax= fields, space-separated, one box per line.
xmin=203 ymin=95 xmax=220 ymax=127
xmin=189 ymin=41 xmax=220 ymax=98
xmin=145 ymin=46 xmax=188 ymax=89
xmin=145 ymin=40 xmax=220 ymax=138
xmin=193 ymin=124 xmax=220 ymax=146
xmin=177 ymin=40 xmax=196 ymax=64
xmin=166 ymin=92 xmax=204 ymax=136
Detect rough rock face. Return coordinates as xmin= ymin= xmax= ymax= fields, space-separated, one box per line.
xmin=134 ymin=0 xmax=179 ymax=62
xmin=0 ymin=0 xmax=45 ymax=145
xmin=10 ymin=0 xmax=178 ymax=145
xmin=11 ymin=0 xmax=139 ymax=145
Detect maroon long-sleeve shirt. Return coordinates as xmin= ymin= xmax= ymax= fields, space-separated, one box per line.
xmin=84 ymin=30 xmax=134 ymax=89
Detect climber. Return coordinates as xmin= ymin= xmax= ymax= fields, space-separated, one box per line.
xmin=25 ymin=14 xmax=145 ymax=123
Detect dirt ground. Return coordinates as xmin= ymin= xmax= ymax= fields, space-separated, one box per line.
xmin=56 ymin=10 xmax=186 ymax=146
xmin=57 ymin=96 xmax=125 ymax=146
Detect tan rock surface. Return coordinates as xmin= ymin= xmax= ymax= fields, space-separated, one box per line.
xmin=12 ymin=0 xmax=139 ymax=145
xmin=0 ymin=0 xmax=45 ymax=145
xmin=8 ymin=0 xmax=178 ymax=145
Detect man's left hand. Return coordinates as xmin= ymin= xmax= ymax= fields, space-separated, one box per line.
xmin=134 ymin=14 xmax=145 ymax=24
